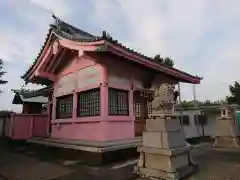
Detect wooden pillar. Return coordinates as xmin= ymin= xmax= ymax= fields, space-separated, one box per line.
xmin=129 ymin=89 xmax=134 ymax=118
xmin=52 ymin=96 xmax=56 ymax=120
xmin=100 ymin=65 xmax=108 ymax=120
xmin=73 ymin=92 xmax=78 ymax=119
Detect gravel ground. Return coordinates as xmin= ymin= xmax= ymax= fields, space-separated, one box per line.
xmin=1 ymin=141 xmax=240 ymax=180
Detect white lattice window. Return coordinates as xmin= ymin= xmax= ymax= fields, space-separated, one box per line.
xmin=134 ymin=103 xmax=141 ymax=117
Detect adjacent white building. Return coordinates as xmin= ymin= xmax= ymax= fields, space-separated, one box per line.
xmin=175 ymin=104 xmax=240 ymax=139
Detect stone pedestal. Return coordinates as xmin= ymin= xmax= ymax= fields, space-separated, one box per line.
xmin=134 ymin=113 xmax=196 ymax=180
xmin=213 ymin=116 xmax=239 ymax=148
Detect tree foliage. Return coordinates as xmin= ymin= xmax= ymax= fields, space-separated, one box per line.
xmin=226 ymin=81 xmax=240 ymax=105
xmin=163 ymin=57 xmax=174 ymax=67
xmin=153 ymin=54 xmax=164 ymax=63
xmin=153 ymin=54 xmax=174 ymax=67
xmin=0 ymin=59 xmax=7 ymax=94
xmin=178 ymin=100 xmax=195 ymax=108
xmin=176 ymin=99 xmax=223 ymax=108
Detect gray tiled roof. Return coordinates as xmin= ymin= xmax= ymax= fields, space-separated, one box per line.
xmin=21 ymin=15 xmax=202 ymax=84
xmin=12 ymin=88 xmax=49 ymax=104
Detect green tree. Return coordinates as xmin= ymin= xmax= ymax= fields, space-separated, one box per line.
xmin=153 ymin=54 xmax=174 ymax=67
xmin=0 ymin=59 xmax=7 ymax=94
xmin=176 ymin=100 xmax=196 ymax=108
xmin=163 ymin=57 xmax=174 ymax=67
xmin=153 ymin=54 xmax=164 ymax=63
xmin=226 ymin=81 xmax=240 ymax=105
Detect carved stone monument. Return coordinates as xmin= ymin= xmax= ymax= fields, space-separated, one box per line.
xmin=213 ymin=104 xmax=240 ymax=148
xmin=134 ymin=83 xmax=196 ymax=180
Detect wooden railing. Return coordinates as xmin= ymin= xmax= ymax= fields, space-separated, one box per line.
xmin=5 ymin=114 xmax=49 ymax=140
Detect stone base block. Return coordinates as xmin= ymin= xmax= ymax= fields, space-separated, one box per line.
xmin=143 ymin=132 xmax=163 ymax=148
xmin=145 ymin=153 xmax=188 ymax=172
xmin=213 ymin=136 xmax=240 ymax=148
xmin=143 ymin=131 xmax=185 ymax=149
xmin=135 ymin=144 xmax=196 ymax=179
xmin=138 ymin=144 xmax=192 ymax=156
xmin=162 ymin=131 xmax=185 ymax=149
xmin=135 ymin=162 xmax=197 ymax=180
xmin=146 ymin=117 xmax=180 ymax=132
xmin=214 ymin=118 xmax=239 ymax=137
xmin=136 ymin=167 xmax=179 ymax=180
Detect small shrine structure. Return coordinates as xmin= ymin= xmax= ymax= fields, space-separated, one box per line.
xmin=12 ymin=88 xmax=49 ymax=114
xmin=8 ymin=15 xmax=202 ymax=164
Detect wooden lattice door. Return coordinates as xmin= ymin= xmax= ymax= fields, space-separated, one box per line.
xmin=134 ymin=91 xmax=149 ymax=137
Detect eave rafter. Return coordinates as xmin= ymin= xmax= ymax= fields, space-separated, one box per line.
xmin=58 ymin=38 xmax=105 ymax=52
xmin=49 ymin=48 xmax=68 ymax=74
xmin=30 ymin=45 xmax=53 ymax=79
xmin=28 ymin=41 xmax=58 ymax=82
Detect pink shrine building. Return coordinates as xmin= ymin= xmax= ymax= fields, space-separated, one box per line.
xmin=7 ymin=16 xmax=201 ymax=163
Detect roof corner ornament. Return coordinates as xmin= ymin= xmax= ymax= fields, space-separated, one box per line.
xmin=102 ymin=31 xmax=107 ymax=38
xmin=102 ymin=31 xmax=111 ymax=39
xmin=52 ymin=14 xmax=56 ymax=19
xmin=52 ymin=14 xmax=62 ymax=30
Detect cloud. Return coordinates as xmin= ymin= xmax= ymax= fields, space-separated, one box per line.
xmin=0 ymin=63 xmax=43 ymax=112
xmin=1 ymin=0 xmax=240 ymax=111
xmin=30 ymin=0 xmax=71 ymax=17
xmin=91 ymin=0 xmax=240 ymax=101
xmin=0 ymin=33 xmax=42 ymax=63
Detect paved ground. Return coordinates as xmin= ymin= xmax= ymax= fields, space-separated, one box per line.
xmin=1 ymin=141 xmax=240 ymax=180
xmin=189 ymin=145 xmax=240 ymax=180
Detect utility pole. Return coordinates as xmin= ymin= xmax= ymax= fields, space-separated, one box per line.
xmin=193 ymin=84 xmax=196 ymax=102
xmin=193 ymin=84 xmax=202 ymax=136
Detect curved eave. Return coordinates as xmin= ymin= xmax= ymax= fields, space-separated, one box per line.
xmin=102 ymin=42 xmax=202 ymax=84
xmin=21 ymin=28 xmax=102 ymax=83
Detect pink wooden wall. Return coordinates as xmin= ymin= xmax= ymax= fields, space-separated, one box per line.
xmin=54 ymin=55 xmax=101 ymax=97
xmin=32 ymin=115 xmax=49 ymax=137
xmin=50 ymin=53 xmax=177 ymax=142
xmin=5 ymin=114 xmax=48 ymax=140
xmin=50 ymin=54 xmax=136 ymax=141
xmin=51 ymin=54 xmax=104 ymax=140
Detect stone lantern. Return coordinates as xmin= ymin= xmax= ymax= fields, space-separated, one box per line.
xmin=134 ymin=83 xmax=197 ymax=180
xmin=213 ymin=104 xmax=239 ymax=148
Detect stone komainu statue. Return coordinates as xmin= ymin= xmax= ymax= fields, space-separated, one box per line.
xmin=151 ymin=83 xmax=175 ymax=113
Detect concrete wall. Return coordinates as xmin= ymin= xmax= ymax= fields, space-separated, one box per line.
xmin=175 ymin=110 xmax=218 ymax=138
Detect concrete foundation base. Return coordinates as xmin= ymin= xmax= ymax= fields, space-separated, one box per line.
xmin=26 ymin=137 xmax=141 ymax=165
xmin=134 ymin=113 xmax=197 ymax=180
